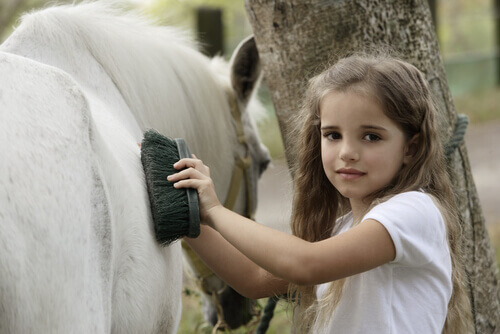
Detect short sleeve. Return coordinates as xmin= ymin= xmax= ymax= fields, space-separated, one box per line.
xmin=363 ymin=192 xmax=448 ymax=267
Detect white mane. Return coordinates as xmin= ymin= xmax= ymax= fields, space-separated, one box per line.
xmin=5 ymin=1 xmax=237 ymax=193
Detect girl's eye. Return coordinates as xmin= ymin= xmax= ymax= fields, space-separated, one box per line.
xmin=363 ymin=133 xmax=381 ymax=142
xmin=324 ymin=132 xmax=341 ymax=140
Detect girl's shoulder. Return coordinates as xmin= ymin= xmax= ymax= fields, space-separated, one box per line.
xmin=375 ymin=190 xmax=440 ymax=215
xmin=365 ymin=191 xmax=448 ymax=266
xmin=369 ymin=190 xmax=444 ymax=227
xmin=389 ymin=189 xmax=433 ymax=201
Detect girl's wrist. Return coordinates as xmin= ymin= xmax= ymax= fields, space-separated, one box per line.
xmin=203 ymin=204 xmax=225 ymax=228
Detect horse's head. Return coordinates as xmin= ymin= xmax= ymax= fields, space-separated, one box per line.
xmin=215 ymin=35 xmax=271 ymax=218
xmin=183 ymin=36 xmax=272 ymax=330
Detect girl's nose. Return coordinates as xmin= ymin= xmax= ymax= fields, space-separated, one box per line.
xmin=339 ymin=141 xmax=359 ymax=161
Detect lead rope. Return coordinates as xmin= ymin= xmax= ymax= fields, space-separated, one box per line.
xmin=445 ymin=114 xmax=469 ymax=159
xmin=256 ymin=296 xmax=280 ymax=334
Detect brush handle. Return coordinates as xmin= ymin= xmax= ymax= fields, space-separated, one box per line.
xmin=174 ymin=138 xmax=201 ymax=237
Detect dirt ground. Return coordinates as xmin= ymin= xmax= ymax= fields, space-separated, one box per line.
xmin=255 ymin=120 xmax=500 ymax=230
xmin=463 ymin=119 xmax=500 ymax=226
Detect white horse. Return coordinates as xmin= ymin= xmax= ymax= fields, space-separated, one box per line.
xmin=0 ymin=2 xmax=270 ymax=333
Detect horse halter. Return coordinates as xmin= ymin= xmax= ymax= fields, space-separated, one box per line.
xmin=183 ymin=88 xmax=254 ymax=282
xmin=182 ymin=88 xmax=258 ymax=330
xmin=222 ymin=89 xmax=254 ymax=219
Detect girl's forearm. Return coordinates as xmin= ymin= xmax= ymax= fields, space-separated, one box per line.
xmin=184 ymin=224 xmax=288 ymax=299
xmin=206 ymin=206 xmax=316 ymax=286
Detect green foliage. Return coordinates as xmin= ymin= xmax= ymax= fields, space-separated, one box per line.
xmin=436 ymin=0 xmax=498 ymax=97
xmin=454 ymin=87 xmax=500 ymax=123
xmin=444 ymin=54 xmax=497 ymax=95
xmin=438 ymin=0 xmax=494 ymax=56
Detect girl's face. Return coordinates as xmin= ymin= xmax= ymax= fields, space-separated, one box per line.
xmin=320 ymin=90 xmax=412 ymax=208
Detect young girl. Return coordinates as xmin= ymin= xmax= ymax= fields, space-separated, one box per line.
xmin=168 ymin=54 xmax=471 ymax=333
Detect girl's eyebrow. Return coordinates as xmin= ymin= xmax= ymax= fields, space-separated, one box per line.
xmin=360 ymin=125 xmax=388 ymax=132
xmin=320 ymin=125 xmax=339 ymax=131
xmin=320 ymin=125 xmax=388 ymax=131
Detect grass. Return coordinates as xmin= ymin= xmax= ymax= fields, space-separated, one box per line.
xmin=178 ymin=279 xmax=292 ymax=333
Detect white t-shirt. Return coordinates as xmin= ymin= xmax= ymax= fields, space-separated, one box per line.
xmin=314 ymin=191 xmax=452 ymax=334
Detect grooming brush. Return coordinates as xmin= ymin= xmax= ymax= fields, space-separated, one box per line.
xmin=141 ymin=130 xmax=200 ymax=245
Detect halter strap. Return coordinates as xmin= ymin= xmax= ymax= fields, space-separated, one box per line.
xmin=223 ymin=90 xmax=254 ymax=219
xmin=182 ymin=88 xmax=254 ymax=297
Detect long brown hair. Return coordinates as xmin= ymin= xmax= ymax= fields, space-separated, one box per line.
xmin=288 ymin=54 xmax=471 ymax=333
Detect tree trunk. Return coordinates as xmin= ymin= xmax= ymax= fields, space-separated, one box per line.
xmin=245 ymin=1 xmax=500 ymax=333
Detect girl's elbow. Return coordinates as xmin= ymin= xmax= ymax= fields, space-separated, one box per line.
xmin=234 ymin=269 xmax=280 ymax=300
xmin=285 ymin=257 xmax=317 ymax=286
xmin=235 ymin=282 xmax=279 ymax=300
xmin=230 ymin=278 xmax=263 ymax=299
xmin=288 ymin=270 xmax=315 ymax=286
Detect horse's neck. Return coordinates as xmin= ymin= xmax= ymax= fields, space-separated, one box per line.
xmin=1 ymin=23 xmax=143 ymax=140
xmin=1 ymin=4 xmax=238 ymax=199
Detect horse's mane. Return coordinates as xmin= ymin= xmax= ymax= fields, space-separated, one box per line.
xmin=14 ymin=1 xmax=236 ymax=173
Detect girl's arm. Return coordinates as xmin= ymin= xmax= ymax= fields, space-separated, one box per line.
xmin=170 ymin=158 xmax=396 ymax=286
xmin=184 ymin=224 xmax=289 ymax=299
xmin=203 ymin=206 xmax=395 ymax=285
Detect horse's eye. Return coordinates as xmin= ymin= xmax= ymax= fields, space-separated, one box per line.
xmin=259 ymin=157 xmax=271 ymax=176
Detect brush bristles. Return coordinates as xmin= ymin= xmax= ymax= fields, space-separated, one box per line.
xmin=141 ymin=130 xmax=198 ymax=245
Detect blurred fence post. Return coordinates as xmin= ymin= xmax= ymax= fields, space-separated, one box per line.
xmin=196 ymin=7 xmax=224 ymax=57
xmin=428 ymin=0 xmax=438 ymax=32
xmin=495 ymin=0 xmax=500 ymax=85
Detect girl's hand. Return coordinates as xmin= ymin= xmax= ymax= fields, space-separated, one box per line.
xmin=167 ymin=156 xmax=222 ymax=224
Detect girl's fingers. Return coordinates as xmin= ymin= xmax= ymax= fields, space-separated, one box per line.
xmin=167 ymin=166 xmax=206 ymax=182
xmin=172 ymin=178 xmax=204 ymax=189
xmin=173 ymin=158 xmax=210 ymax=176
xmin=173 ymin=158 xmax=201 ymax=170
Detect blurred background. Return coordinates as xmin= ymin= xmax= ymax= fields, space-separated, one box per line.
xmin=1 ymin=0 xmax=499 ymax=332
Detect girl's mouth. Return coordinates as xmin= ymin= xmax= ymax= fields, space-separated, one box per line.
xmin=336 ymin=168 xmax=366 ymax=180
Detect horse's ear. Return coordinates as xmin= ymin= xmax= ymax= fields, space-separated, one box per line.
xmin=229 ymin=35 xmax=261 ymax=105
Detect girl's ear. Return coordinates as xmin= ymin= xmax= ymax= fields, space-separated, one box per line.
xmin=403 ymin=134 xmax=419 ymax=165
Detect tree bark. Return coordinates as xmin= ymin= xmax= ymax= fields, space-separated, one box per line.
xmin=245 ymin=1 xmax=500 ymax=333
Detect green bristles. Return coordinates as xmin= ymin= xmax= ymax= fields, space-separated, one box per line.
xmin=141 ymin=130 xmax=200 ymax=245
